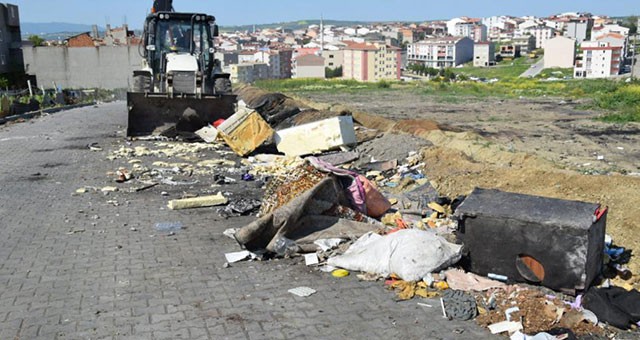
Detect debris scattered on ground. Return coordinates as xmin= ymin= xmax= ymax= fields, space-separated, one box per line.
xmin=167 ymin=192 xmax=228 ymax=210
xmin=218 ymin=109 xmax=274 ymax=156
xmin=92 ymin=86 xmax=639 ymax=339
xmin=219 ymin=198 xmax=261 ymax=218
xmin=154 ymin=222 xmax=184 ymax=233
xmin=195 ymin=125 xmax=219 ymax=143
xmin=304 ymin=253 xmax=319 ymax=266
xmin=224 ymin=251 xmax=256 ymax=264
xmin=288 ymin=287 xmax=317 ymax=297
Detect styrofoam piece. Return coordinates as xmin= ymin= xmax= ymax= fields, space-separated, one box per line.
xmin=288 ymin=286 xmax=317 ymax=297
xmin=304 ymin=253 xmax=319 ymax=266
xmin=275 ymin=116 xmax=357 ymax=157
xmin=488 ymin=321 xmax=524 ymax=334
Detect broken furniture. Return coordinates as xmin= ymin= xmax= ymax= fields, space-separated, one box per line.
xmin=455 ymin=188 xmax=606 ymax=295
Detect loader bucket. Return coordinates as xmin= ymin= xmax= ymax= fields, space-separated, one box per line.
xmin=126 ymin=92 xmax=237 ymax=137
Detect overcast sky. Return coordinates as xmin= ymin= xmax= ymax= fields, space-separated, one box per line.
xmin=11 ymin=0 xmax=639 ymax=27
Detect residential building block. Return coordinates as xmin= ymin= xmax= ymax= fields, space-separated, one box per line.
xmin=0 ymin=2 xmax=23 ymax=75
xmin=513 ymin=35 xmax=537 ymax=55
xmin=407 ymin=37 xmax=474 ymax=68
xmin=574 ymin=41 xmax=622 ymax=78
xmin=473 ymin=42 xmax=495 ymax=67
xmin=522 ymin=26 xmax=555 ymax=48
xmin=565 ymin=18 xmax=594 ymax=43
xmin=343 ymin=41 xmax=400 ymax=82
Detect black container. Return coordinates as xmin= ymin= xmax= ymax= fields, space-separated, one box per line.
xmin=455 ymin=188 xmax=606 ymax=295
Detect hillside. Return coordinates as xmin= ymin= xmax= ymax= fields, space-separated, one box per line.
xmin=21 ymin=22 xmax=104 ymax=36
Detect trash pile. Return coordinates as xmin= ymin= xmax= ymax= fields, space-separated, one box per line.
xmin=97 ymin=86 xmax=638 ymax=338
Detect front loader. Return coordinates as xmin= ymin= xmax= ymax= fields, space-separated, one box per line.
xmin=127 ymin=1 xmax=236 ymax=136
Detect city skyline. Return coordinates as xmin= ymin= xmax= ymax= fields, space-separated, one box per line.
xmin=11 ymin=0 xmax=640 ymax=28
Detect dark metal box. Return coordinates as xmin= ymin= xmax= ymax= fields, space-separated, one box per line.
xmin=455 ymin=188 xmax=606 ymax=294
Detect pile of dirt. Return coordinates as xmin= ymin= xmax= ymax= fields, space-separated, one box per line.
xmin=355 ymin=132 xmax=433 ymax=164
xmin=419 ymin=145 xmax=640 ymax=284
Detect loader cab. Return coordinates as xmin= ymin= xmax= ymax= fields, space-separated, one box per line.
xmin=144 ymin=12 xmax=218 ymax=85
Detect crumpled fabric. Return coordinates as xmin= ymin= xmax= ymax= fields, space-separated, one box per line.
xmin=235 ymin=176 xmax=378 ymax=253
xmin=582 ymin=286 xmax=640 ymax=330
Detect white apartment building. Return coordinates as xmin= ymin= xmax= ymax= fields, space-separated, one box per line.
xmin=407 ymin=37 xmax=474 ymax=68
xmin=482 ymin=16 xmax=508 ymax=31
xmin=574 ymin=41 xmax=623 ymax=78
xmin=522 ymin=26 xmax=555 ymax=49
xmin=591 ymin=24 xmax=630 ymax=40
xmin=454 ymin=23 xmax=487 ymax=42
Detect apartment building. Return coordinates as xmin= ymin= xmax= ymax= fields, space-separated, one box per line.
xmin=473 ymin=42 xmax=495 ymax=67
xmin=574 ymin=41 xmax=622 ymax=78
xmin=253 ymin=50 xmax=281 ymax=79
xmin=522 ymin=26 xmax=555 ymax=49
xmin=453 ymin=23 xmax=487 ymax=42
xmin=513 ymin=35 xmax=536 ymax=55
xmin=229 ymin=63 xmax=270 ymax=83
xmin=591 ymin=24 xmax=630 ymax=40
xmin=407 ymin=37 xmax=474 ymax=68
xmin=565 ymin=18 xmax=594 ymax=43
xmin=276 ymin=48 xmax=293 ymax=79
xmin=482 ymin=16 xmax=509 ymax=31
xmin=343 ymin=41 xmax=400 ymax=82
xmin=0 ymin=3 xmax=22 ymax=75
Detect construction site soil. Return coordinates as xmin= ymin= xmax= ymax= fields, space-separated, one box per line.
xmin=292 ymin=90 xmax=640 ymax=288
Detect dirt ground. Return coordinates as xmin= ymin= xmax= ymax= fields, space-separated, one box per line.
xmin=295 ymin=90 xmax=640 ymax=287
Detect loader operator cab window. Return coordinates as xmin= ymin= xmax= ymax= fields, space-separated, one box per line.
xmin=156 ymin=20 xmax=188 ymax=53
xmin=156 ymin=19 xmax=209 ymax=54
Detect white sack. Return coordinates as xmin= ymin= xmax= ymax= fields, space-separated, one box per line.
xmin=327 ymin=229 xmax=462 ymax=281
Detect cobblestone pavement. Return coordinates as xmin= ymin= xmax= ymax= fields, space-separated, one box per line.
xmin=0 ymin=102 xmax=496 ymax=339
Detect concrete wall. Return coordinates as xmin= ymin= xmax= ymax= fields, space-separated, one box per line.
xmin=23 ymin=46 xmax=143 ymax=89
xmin=544 ymin=36 xmax=576 ymax=69
xmin=294 ymin=65 xmax=325 ymax=79
xmin=455 ymin=37 xmax=474 ymax=66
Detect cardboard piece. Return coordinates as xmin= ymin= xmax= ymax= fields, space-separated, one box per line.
xmin=275 ymin=116 xmax=357 ymax=157
xmin=218 ymin=110 xmax=274 ymax=156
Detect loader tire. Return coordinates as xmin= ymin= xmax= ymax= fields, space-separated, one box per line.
xmin=214 ymin=78 xmax=232 ymax=95
xmin=133 ymin=74 xmax=151 ymax=93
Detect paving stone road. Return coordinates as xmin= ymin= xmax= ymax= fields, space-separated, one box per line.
xmin=0 ymin=102 xmax=496 ymax=339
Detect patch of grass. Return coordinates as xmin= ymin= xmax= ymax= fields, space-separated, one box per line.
xmin=593 ymin=84 xmax=640 ymax=122
xmin=536 ymin=68 xmax=573 ymax=79
xmin=254 ymin=78 xmax=399 ymax=93
xmin=456 ymin=57 xmax=534 ymax=79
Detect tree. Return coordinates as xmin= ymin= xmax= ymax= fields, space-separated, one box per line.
xmin=624 ymin=16 xmax=638 ymax=35
xmin=325 ymin=66 xmax=343 ymax=78
xmin=28 ymin=35 xmax=45 ymax=47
